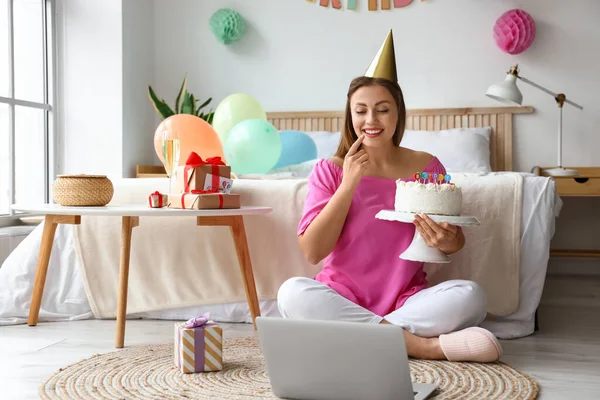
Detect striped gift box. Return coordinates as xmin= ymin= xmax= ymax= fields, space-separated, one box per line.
xmin=174 ymin=321 xmax=223 ymax=373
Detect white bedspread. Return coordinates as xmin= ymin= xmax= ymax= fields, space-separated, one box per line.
xmin=0 ymin=172 xmax=561 ymax=339
xmin=425 ymin=173 xmax=522 ymax=316
xmin=69 ymin=173 xmax=520 ymax=319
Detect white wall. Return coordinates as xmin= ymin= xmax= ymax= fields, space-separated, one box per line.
xmin=56 ymin=0 xmax=156 ymax=180
xmin=122 ymin=0 xmax=156 ymax=178
xmin=56 ymin=0 xmax=123 ymax=180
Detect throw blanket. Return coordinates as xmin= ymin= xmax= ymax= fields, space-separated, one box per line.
xmin=73 ymin=173 xmax=521 ymax=319
xmin=424 ymin=173 xmax=522 ymax=316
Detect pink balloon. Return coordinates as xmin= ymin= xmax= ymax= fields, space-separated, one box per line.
xmin=493 ymin=9 xmax=536 ymax=55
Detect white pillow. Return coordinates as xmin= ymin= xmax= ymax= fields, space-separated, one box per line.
xmin=269 ymin=159 xmax=319 ymax=177
xmin=399 ymin=127 xmax=492 ymax=173
xmin=305 ymin=131 xmax=342 ymax=159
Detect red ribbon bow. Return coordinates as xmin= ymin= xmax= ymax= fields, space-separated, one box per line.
xmin=183 ymin=152 xmax=225 ymax=194
xmin=185 ymin=152 xmax=225 ymax=167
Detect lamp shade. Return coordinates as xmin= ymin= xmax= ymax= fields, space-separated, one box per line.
xmin=486 ymin=74 xmax=523 ymax=105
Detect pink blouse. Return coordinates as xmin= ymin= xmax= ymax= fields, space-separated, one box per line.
xmin=297 ymin=157 xmax=448 ymax=317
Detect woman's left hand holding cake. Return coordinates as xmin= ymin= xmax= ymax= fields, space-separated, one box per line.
xmin=413 ymin=213 xmax=465 ymax=255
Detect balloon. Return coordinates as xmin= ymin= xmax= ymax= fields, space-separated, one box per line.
xmin=272 ymin=130 xmax=317 ymax=169
xmin=154 ymin=114 xmax=225 ymax=167
xmin=212 ymin=93 xmax=267 ymax=144
xmin=224 ymin=119 xmax=282 ymax=174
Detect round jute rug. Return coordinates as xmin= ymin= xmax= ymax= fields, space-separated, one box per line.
xmin=40 ymin=336 xmax=539 ymax=400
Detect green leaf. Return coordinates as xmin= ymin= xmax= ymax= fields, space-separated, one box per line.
xmin=175 ymin=74 xmax=188 ymax=113
xmin=148 ymin=86 xmax=175 ymax=120
xmin=190 ymin=94 xmax=197 ymax=115
xmin=181 ymin=91 xmax=194 ymax=114
xmin=148 ymin=74 xmax=215 ymax=123
xmin=196 ymin=97 xmax=212 ymax=113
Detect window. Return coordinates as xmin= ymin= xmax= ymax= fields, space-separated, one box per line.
xmin=0 ymin=0 xmax=55 ymax=216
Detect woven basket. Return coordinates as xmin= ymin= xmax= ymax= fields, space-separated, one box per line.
xmin=52 ymin=175 xmax=114 ymax=206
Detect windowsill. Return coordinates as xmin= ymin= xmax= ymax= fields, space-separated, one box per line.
xmin=0 ymin=224 xmax=38 ymax=237
xmin=0 ymin=214 xmax=44 ymax=229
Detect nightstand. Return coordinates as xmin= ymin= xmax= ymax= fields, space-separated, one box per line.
xmin=534 ymin=166 xmax=600 ymax=258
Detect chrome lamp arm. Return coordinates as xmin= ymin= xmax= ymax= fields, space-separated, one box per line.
xmin=518 ymin=74 xmax=583 ymax=110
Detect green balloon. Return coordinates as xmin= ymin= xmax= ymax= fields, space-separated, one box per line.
xmin=224 ymin=119 xmax=282 ymax=174
xmin=212 ymin=93 xmax=267 ymax=144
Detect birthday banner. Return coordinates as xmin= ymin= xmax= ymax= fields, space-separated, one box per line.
xmin=306 ymin=0 xmax=422 ymax=11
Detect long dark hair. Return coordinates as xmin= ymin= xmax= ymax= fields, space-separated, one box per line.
xmin=334 ymin=76 xmax=406 ymax=159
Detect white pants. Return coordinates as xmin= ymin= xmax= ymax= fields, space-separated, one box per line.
xmin=277 ymin=277 xmax=488 ymax=338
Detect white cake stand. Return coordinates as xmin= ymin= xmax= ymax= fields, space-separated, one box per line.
xmin=375 ymin=210 xmax=480 ymax=264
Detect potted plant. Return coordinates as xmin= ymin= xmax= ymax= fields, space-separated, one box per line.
xmin=148 ymin=74 xmax=214 ymax=124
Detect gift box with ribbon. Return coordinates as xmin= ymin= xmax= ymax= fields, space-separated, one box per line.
xmin=175 ymin=152 xmax=232 ymax=195
xmin=148 ymin=191 xmax=168 ymax=208
xmin=168 ymin=192 xmax=241 ymax=209
xmin=174 ymin=313 xmax=223 ymax=374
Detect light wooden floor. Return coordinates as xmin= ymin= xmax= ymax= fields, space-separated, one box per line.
xmin=1 ymin=304 xmax=599 ymax=400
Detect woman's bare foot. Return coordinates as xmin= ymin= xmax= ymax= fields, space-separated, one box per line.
xmin=403 ymin=332 xmax=446 ymax=360
xmin=380 ymin=319 xmax=445 ymax=360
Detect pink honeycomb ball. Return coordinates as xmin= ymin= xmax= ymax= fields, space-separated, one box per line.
xmin=493 ymin=9 xmax=536 ymax=55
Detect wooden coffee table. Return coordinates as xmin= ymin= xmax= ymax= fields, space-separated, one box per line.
xmin=11 ymin=204 xmax=272 ymax=348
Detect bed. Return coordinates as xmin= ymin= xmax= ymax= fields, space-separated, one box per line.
xmin=0 ymin=106 xmax=562 ymax=340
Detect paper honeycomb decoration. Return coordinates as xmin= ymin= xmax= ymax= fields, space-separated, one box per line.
xmin=209 ymin=8 xmax=245 ymax=45
xmin=493 ymin=9 xmax=536 ymax=55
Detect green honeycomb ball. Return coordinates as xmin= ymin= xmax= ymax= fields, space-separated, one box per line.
xmin=209 ymin=8 xmax=245 ymax=45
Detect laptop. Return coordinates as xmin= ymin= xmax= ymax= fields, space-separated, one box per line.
xmin=256 ymin=317 xmax=437 ymax=400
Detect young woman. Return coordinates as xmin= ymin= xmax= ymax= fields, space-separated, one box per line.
xmin=277 ymin=76 xmax=503 ymax=363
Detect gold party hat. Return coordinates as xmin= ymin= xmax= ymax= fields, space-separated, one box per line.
xmin=364 ymin=30 xmax=397 ymax=82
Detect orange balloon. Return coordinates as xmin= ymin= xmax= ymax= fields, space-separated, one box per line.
xmin=154 ymin=114 xmax=225 ymax=166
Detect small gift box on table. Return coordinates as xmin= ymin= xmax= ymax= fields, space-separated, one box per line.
xmin=175 ymin=313 xmax=223 ymax=374
xmin=148 ymin=191 xmax=168 ymax=208
xmin=168 ymin=192 xmax=241 ymax=209
xmin=175 ymin=152 xmax=233 ymax=194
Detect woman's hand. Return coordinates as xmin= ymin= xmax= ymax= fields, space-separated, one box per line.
xmin=413 ymin=214 xmax=465 ymax=255
xmin=340 ymin=134 xmax=369 ymax=191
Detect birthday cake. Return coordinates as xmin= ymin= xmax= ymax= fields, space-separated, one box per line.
xmin=395 ymin=172 xmax=462 ymax=216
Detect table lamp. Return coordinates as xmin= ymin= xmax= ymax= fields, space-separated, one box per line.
xmin=486 ymin=65 xmax=583 ymax=177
